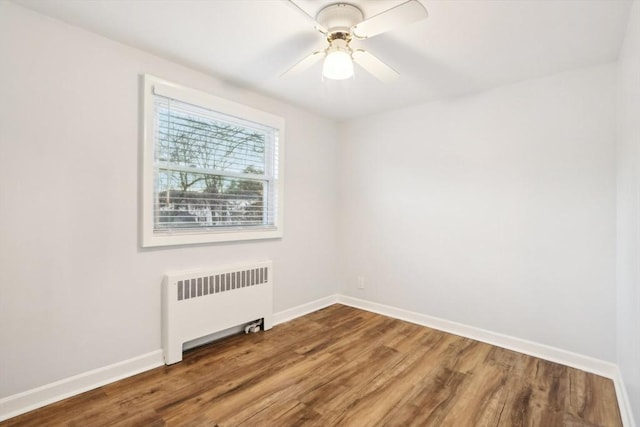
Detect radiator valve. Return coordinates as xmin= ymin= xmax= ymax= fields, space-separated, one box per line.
xmin=244 ymin=319 xmax=262 ymax=334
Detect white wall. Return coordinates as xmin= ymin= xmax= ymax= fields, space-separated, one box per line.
xmin=339 ymin=64 xmax=617 ymax=361
xmin=0 ymin=1 xmax=340 ymax=398
xmin=616 ymin=0 xmax=640 ymax=423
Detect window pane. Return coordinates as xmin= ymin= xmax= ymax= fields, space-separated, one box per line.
xmin=155 ymin=99 xmax=267 ymax=175
xmin=155 ymin=170 xmax=269 ymax=229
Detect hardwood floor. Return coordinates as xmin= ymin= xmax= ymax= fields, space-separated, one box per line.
xmin=2 ymin=304 xmax=622 ymax=426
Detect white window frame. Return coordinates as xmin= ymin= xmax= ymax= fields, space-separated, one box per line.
xmin=140 ymin=74 xmax=284 ymax=247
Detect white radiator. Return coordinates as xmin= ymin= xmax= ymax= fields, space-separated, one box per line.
xmin=162 ymin=260 xmax=273 ymax=365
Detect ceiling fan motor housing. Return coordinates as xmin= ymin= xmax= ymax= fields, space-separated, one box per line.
xmin=283 ymin=0 xmax=419 ymax=82
xmin=317 ymin=3 xmax=363 ymax=34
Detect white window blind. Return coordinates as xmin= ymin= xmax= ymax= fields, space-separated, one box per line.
xmin=141 ymin=75 xmax=284 ymax=247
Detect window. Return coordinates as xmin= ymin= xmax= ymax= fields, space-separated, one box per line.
xmin=141 ymin=75 xmax=284 ymax=247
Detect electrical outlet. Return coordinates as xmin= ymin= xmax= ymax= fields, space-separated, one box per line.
xmin=357 ymin=276 xmax=365 ymax=289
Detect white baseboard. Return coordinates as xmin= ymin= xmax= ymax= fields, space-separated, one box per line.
xmin=1 ymin=294 xmax=634 ymax=426
xmin=612 ymin=366 xmax=637 ymax=427
xmin=272 ymin=295 xmax=338 ymax=326
xmin=0 ymin=350 xmax=164 ymax=422
xmin=336 ymin=295 xmax=634 ymax=427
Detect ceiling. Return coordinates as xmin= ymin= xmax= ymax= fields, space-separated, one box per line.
xmin=14 ymin=0 xmax=633 ymax=121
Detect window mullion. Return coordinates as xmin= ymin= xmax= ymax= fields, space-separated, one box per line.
xmin=157 ymin=163 xmax=266 ymax=181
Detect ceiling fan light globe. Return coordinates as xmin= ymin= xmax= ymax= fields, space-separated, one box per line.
xmin=322 ymin=50 xmax=354 ymax=80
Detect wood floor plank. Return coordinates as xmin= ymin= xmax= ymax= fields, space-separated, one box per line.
xmin=1 ymin=305 xmax=622 ymax=427
xmin=297 ymin=345 xmax=403 ymax=416
xmin=438 ymin=364 xmax=510 ymax=427
xmin=380 ymin=365 xmax=472 ymax=427
xmin=323 ymin=332 xmax=462 ymax=424
xmin=567 ymin=368 xmax=622 ymax=426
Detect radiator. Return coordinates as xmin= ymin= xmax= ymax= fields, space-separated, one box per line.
xmin=162 ymin=260 xmax=273 ymax=364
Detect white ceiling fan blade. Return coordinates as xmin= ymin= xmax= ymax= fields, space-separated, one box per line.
xmin=281 ymin=50 xmax=325 ymax=78
xmin=351 ymin=0 xmax=428 ymax=39
xmin=352 ymin=49 xmax=399 ymax=83
xmin=287 ymin=0 xmax=328 ymax=35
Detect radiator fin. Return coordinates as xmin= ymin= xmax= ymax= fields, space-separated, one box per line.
xmin=176 ymin=267 xmax=269 ymax=301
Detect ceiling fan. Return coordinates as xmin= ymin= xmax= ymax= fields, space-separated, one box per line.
xmin=283 ymin=0 xmax=428 ymax=82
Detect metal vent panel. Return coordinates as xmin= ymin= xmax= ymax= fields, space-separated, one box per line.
xmin=176 ymin=267 xmax=269 ymax=301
